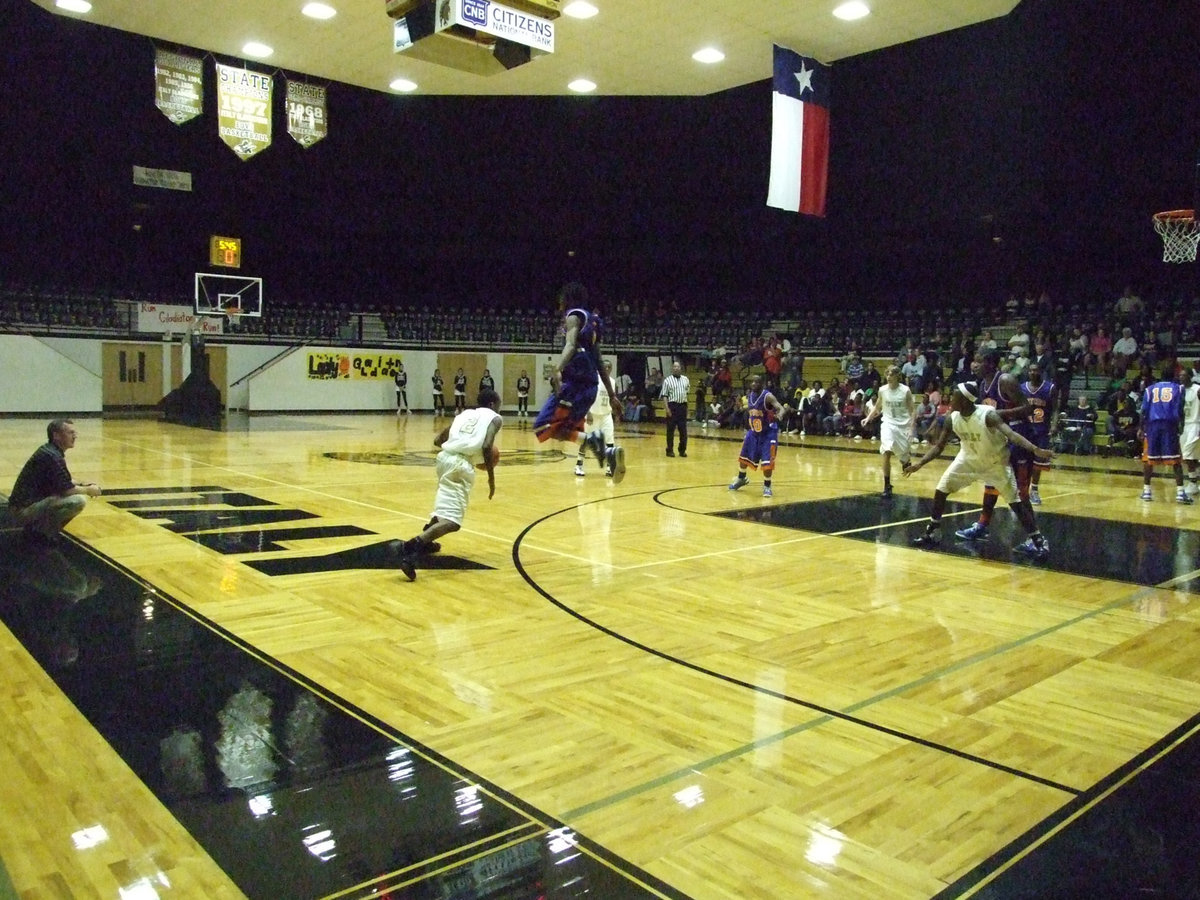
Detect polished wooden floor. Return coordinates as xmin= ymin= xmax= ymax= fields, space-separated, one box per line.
xmin=1 ymin=412 xmax=1198 ymax=899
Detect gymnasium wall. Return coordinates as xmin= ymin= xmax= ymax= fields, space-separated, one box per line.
xmin=0 ymin=333 xmax=620 ymax=415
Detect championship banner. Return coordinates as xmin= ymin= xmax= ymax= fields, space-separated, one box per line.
xmin=154 ymin=49 xmax=203 ymax=125
xmin=307 ymin=352 xmax=404 ymax=380
xmin=286 ymin=80 xmax=327 ymax=149
xmin=216 ymin=63 xmax=273 ymax=161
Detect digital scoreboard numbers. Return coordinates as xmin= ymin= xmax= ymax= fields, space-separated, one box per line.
xmin=209 ymin=235 xmax=242 ymax=268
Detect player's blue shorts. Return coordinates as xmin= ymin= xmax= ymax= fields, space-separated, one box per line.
xmin=1143 ymin=420 xmax=1181 ymax=464
xmin=738 ymin=425 xmax=778 ymax=469
xmin=534 ymin=375 xmax=598 ymax=443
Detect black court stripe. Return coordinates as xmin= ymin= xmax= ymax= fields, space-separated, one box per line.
xmin=14 ymin=532 xmax=689 ymax=900
xmin=511 ymin=495 xmax=1079 ymax=795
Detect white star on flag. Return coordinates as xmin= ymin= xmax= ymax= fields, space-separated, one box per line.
xmin=793 ymin=62 xmax=815 ymax=97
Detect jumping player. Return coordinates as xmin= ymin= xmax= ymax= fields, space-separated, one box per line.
xmin=728 ymin=375 xmax=789 ymax=498
xmin=903 ymin=382 xmax=1053 ymax=559
xmin=861 ymin=365 xmax=914 ymax=499
xmin=533 ymin=283 xmax=626 ymax=483
xmin=1139 ymin=363 xmax=1193 ymax=503
xmin=1012 ymin=362 xmax=1057 ymax=505
xmin=955 ymin=348 xmax=1030 ymax=541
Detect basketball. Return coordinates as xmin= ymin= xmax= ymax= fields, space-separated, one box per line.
xmin=477 ymin=445 xmax=500 ymax=470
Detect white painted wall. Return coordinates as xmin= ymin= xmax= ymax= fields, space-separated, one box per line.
xmin=0 ymin=335 xmax=102 ymax=412
xmin=0 ymin=335 xmax=620 ymax=416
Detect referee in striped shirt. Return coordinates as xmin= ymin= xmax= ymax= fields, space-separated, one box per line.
xmin=661 ymin=361 xmax=691 ymax=457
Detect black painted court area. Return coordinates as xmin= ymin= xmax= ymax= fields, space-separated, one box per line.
xmin=0 ymin=531 xmax=681 ymax=900
xmin=714 ymin=494 xmax=1200 ymax=591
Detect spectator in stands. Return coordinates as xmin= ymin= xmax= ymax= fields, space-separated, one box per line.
xmin=694 ymin=369 xmax=709 ymax=425
xmin=623 ymin=390 xmax=648 ymax=423
xmin=613 ymin=369 xmax=632 ymax=399
xmin=841 ymin=394 xmax=866 ymax=438
xmin=1114 ymin=285 xmax=1144 ymax=324
xmin=712 ymin=360 xmax=732 ymax=399
xmin=762 ymin=338 xmax=783 ymax=391
xmin=1108 ymin=394 xmax=1140 ymax=458
xmin=979 ymin=330 xmax=998 ymax=351
xmin=1058 ymin=394 xmax=1097 ymax=455
xmin=1085 ymin=326 xmax=1111 ymax=380
xmin=844 ymin=351 xmax=865 ymax=386
xmin=803 ymin=384 xmax=830 ymax=436
xmin=901 ymin=351 xmax=925 ymax=393
xmin=1138 ymin=328 xmax=1159 ymax=369
xmin=1034 ymin=341 xmax=1057 ymax=385
xmin=782 ymin=351 xmax=803 ymax=393
xmin=1007 ymin=322 xmax=1031 ymax=359
xmin=1111 ymin=327 xmax=1139 ymax=375
xmin=913 ymin=393 xmax=937 ymax=443
xmin=861 ymin=360 xmax=882 ymax=394
xmin=822 ymin=395 xmax=843 ymax=436
xmin=1008 ymin=347 xmax=1031 ymax=380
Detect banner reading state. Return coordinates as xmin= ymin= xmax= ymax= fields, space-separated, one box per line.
xmin=286 ymin=80 xmax=327 ymax=148
xmin=307 ymin=352 xmax=404 ymax=380
xmin=154 ymin=49 xmax=203 ymax=125
xmin=216 ymin=63 xmax=273 ymax=160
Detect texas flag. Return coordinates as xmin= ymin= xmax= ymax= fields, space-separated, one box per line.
xmin=767 ymin=45 xmax=830 ymax=217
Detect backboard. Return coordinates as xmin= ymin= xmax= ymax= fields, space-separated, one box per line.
xmin=195 ymin=272 xmax=264 ymax=317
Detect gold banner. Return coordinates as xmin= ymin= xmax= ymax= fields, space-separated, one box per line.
xmin=307 ymin=353 xmax=405 ymax=380
xmin=154 ymin=49 xmax=203 ymax=125
xmin=286 ymin=80 xmax=327 ymax=149
xmin=216 ymin=63 xmax=273 ymax=161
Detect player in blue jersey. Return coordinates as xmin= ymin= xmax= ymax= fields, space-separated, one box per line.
xmin=533 ymin=283 xmax=626 ymax=483
xmin=1139 ymin=363 xmax=1193 ymax=503
xmin=728 ymin=375 xmax=789 ymax=498
xmin=955 ymin=348 xmax=1030 ymax=540
xmin=1011 ymin=362 xmax=1057 ymax=505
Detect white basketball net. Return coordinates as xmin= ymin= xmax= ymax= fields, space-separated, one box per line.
xmin=1153 ymin=212 xmax=1199 ymax=263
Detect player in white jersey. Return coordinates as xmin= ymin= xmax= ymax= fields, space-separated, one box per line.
xmin=393 ymin=389 xmax=503 ymax=581
xmin=903 ymin=381 xmax=1053 ymax=560
xmin=575 ymin=361 xmax=617 ymax=477
xmin=861 ymin=365 xmax=914 ymax=499
xmin=1183 ymin=365 xmax=1200 ymax=495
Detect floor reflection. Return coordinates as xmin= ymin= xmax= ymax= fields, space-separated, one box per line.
xmin=0 ymin=532 xmax=681 ymax=900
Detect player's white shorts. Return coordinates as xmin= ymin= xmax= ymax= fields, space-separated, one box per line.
xmin=431 ymin=450 xmax=476 ymax=525
xmin=879 ymin=422 xmax=911 ymax=462
xmin=936 ymin=455 xmax=1019 ymax=503
xmin=591 ymin=412 xmax=615 ymax=445
xmin=1182 ymin=423 xmax=1199 ymax=461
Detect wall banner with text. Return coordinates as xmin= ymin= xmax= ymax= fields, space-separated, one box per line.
xmin=307 ymin=352 xmax=404 ymax=380
xmin=286 ymin=80 xmax=328 ymax=148
xmin=216 ymin=63 xmax=273 ymax=161
xmin=154 ymin=49 xmax=203 ymax=125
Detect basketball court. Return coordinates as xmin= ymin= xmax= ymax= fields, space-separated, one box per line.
xmin=2 ymin=412 xmax=1199 ymax=899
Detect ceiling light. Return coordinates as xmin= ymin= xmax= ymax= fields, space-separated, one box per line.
xmin=389 ymin=78 xmax=418 ymax=92
xmin=692 ymin=47 xmax=725 ymax=64
xmin=568 ymin=79 xmax=596 ymax=93
xmin=242 ymin=42 xmax=274 ymax=58
xmin=55 ymin=0 xmax=92 ymax=12
xmin=832 ymin=1 xmax=870 ymax=20
xmin=302 ymin=3 xmax=337 ymax=19
xmin=563 ymin=1 xmax=598 ymax=17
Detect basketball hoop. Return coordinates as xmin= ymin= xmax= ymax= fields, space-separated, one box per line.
xmin=1152 ymin=209 xmax=1198 ymax=263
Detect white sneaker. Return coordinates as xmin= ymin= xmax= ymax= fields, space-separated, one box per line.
xmin=575 ymin=462 xmax=585 ymax=477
